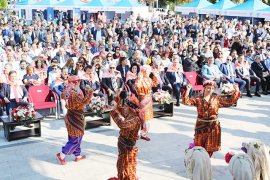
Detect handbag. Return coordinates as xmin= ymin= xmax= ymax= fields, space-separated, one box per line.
xmin=262 ymin=71 xmax=270 ymax=77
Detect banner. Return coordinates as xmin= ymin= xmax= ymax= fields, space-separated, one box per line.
xmin=73 ymin=8 xmax=81 ymax=24
xmin=25 ymin=8 xmax=32 ymax=20
xmin=47 ymin=7 xmax=54 ymax=21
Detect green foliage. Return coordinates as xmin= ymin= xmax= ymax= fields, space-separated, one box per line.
xmin=0 ymin=0 xmax=8 ymax=11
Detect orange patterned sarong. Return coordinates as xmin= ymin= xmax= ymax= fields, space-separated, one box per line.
xmin=117 ymin=137 xmax=138 ymax=180
xmin=138 ymin=94 xmax=153 ymax=122
xmin=194 ymin=119 xmax=221 ymax=154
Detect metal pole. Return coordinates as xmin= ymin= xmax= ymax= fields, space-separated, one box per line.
xmin=156 ymin=0 xmax=159 ymax=8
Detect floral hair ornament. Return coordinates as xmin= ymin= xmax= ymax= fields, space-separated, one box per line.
xmin=225 ymin=152 xmax=235 ymax=164
xmin=203 ymin=80 xmax=217 ymax=88
xmin=184 ymin=142 xmax=196 ymax=154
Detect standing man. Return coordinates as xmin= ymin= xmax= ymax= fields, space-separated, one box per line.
xmin=56 ymin=76 xmax=93 ymax=165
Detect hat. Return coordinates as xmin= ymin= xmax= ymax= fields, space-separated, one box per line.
xmin=203 ymin=80 xmax=217 ymax=88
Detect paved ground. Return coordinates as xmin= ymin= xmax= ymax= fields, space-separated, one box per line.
xmin=0 ymin=95 xmax=269 ymax=180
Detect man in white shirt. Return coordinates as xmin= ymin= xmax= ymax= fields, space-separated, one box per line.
xmin=17 ymin=60 xmax=27 ymax=84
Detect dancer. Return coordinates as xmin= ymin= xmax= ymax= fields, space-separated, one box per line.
xmin=182 ymin=80 xmax=240 ymax=156
xmin=110 ymin=91 xmax=142 ymax=180
xmin=134 ymin=65 xmax=159 ymax=141
xmin=225 ymin=152 xmax=255 ymax=180
xmin=56 ymin=75 xmax=93 ymax=165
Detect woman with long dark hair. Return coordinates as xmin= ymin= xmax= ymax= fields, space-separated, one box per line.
xmin=126 ymin=63 xmax=140 ymax=96
xmin=110 ymin=90 xmax=142 ymax=180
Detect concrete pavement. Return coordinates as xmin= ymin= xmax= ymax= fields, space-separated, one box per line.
xmin=0 ymin=95 xmax=269 ymax=180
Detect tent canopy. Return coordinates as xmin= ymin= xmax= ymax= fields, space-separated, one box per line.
xmin=175 ymin=0 xmax=213 ymax=14
xmin=52 ymin=0 xmax=104 ymax=11
xmin=224 ymin=0 xmax=269 ymax=17
xmin=200 ymin=0 xmax=236 ymax=14
xmin=227 ymin=0 xmax=269 ymax=11
xmin=105 ymin=0 xmax=146 ymax=13
xmin=16 ymin=0 xmax=52 ymax=10
xmin=16 ymin=0 xmax=106 ymax=10
xmin=257 ymin=6 xmax=270 ymax=18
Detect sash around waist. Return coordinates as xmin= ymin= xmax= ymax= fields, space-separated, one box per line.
xmin=197 ymin=118 xmax=218 ymax=122
xmin=118 ymin=136 xmax=136 ymax=148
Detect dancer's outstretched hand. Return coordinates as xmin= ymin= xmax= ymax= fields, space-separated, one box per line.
xmin=186 ymin=84 xmax=192 ymax=91
xmin=233 ymin=84 xmax=239 ymax=92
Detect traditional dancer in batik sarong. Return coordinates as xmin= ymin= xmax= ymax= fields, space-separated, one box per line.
xmin=182 ymin=80 xmax=240 ymax=157
xmin=109 ymin=91 xmax=142 ymax=180
xmin=134 ymin=65 xmax=159 ymax=141
xmin=56 ymin=75 xmax=93 ymax=165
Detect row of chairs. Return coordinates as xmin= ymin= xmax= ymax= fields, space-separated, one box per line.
xmin=0 ymin=72 xmax=203 ymax=119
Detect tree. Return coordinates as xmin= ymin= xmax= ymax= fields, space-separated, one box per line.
xmin=0 ymin=0 xmax=8 ymax=11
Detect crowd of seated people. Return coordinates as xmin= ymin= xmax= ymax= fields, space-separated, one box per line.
xmin=0 ymin=13 xmax=270 ymax=116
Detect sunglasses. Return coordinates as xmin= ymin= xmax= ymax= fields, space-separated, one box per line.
xmin=110 ymin=67 xmax=116 ymax=69
xmin=53 ymin=68 xmax=58 ymax=70
xmin=227 ymin=59 xmax=232 ymax=61
xmin=108 ymin=55 xmax=112 ymax=57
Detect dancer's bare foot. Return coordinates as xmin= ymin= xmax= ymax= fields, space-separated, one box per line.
xmin=56 ymin=153 xmax=66 ymax=165
xmin=75 ymin=155 xmax=86 ymax=162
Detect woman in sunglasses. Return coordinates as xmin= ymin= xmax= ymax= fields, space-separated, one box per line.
xmin=57 ymin=75 xmax=93 ymax=165
xmin=74 ymin=61 xmax=85 ymax=78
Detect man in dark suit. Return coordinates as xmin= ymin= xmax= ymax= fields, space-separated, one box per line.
xmin=102 ymin=63 xmax=124 ymax=105
xmin=127 ymin=22 xmax=136 ymax=40
xmin=153 ymin=23 xmax=163 ymax=36
xmin=182 ymin=54 xmax=200 ymax=72
xmin=116 ymin=57 xmax=130 ymax=82
xmin=134 ymin=23 xmax=145 ymax=39
xmin=219 ymin=56 xmax=246 ymax=92
xmin=166 ymin=58 xmax=187 ymax=106
xmin=14 ymin=25 xmax=23 ymax=44
xmin=93 ymin=23 xmax=106 ymax=42
xmin=251 ymin=55 xmax=270 ymax=95
xmin=0 ymin=71 xmax=28 ymax=115
xmin=54 ymin=48 xmax=70 ymax=68
xmin=236 ymin=55 xmax=261 ymax=97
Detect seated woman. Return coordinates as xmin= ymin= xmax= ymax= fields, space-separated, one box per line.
xmin=50 ymin=67 xmax=69 ymax=116
xmin=80 ymin=65 xmax=104 ymax=97
xmin=34 ymin=58 xmax=48 ymax=84
xmin=64 ymin=58 xmax=76 ymax=75
xmin=102 ymin=63 xmax=124 ymax=105
xmin=73 ymin=61 xmax=85 ymax=78
xmin=126 ymin=63 xmax=140 ymax=96
xmin=151 ymin=60 xmax=172 ymax=94
xmin=23 ymin=65 xmax=41 ymax=90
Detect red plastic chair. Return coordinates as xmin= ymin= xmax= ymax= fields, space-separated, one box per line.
xmin=184 ymin=72 xmax=203 ymax=94
xmin=28 ymin=85 xmax=59 ymax=119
